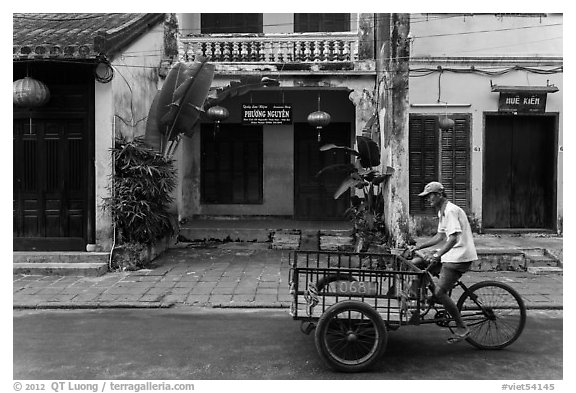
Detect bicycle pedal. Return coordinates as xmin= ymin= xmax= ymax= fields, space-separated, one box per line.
xmin=301 ymin=321 xmax=316 ymax=335
xmin=408 ymin=310 xmax=421 ymax=324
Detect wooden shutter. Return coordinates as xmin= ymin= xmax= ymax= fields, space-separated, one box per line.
xmin=440 ymin=116 xmax=471 ymax=212
xmin=294 ymin=14 xmax=350 ymax=32
xmin=409 ymin=116 xmax=439 ymax=214
xmin=201 ymin=14 xmax=263 ymax=33
xmin=409 ymin=114 xmax=471 ymax=214
xmin=201 ymin=124 xmax=263 ymax=204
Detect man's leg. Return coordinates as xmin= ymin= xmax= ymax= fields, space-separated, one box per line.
xmin=408 ymin=256 xmax=427 ymax=297
xmin=434 ymin=286 xmax=468 ymax=334
xmin=435 ymin=265 xmax=470 ymax=340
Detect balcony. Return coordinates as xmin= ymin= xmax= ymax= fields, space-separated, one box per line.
xmin=178 ymin=32 xmax=362 ymax=66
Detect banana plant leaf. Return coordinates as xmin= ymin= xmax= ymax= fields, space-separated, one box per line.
xmin=356 ymin=136 xmax=380 ymax=168
xmin=144 ymin=59 xmax=215 ymax=155
xmin=371 ymin=166 xmax=395 ymax=184
xmin=163 ymin=59 xmax=215 ymax=141
xmin=315 ymin=163 xmax=357 ymax=178
xmin=144 ymin=91 xmax=163 ymax=151
xmin=334 ymin=173 xmax=364 ymax=199
xmin=319 ymin=143 xmax=360 ymax=156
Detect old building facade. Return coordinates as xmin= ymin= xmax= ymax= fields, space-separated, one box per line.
xmin=175 ymin=13 xmax=563 ymax=234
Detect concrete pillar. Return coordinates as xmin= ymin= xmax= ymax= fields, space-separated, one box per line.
xmin=376 ymin=13 xmax=411 ymax=247
xmin=358 ymin=14 xmax=375 ymax=61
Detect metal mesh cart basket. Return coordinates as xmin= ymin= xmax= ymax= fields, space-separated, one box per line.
xmin=289 ymin=250 xmax=425 ymax=328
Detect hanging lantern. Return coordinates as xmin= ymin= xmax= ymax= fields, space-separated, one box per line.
xmin=13 ymin=77 xmax=50 ymax=107
xmin=307 ymin=95 xmax=331 ymax=142
xmin=206 ymin=105 xmax=229 ymax=138
xmin=438 ymin=116 xmax=455 ymax=130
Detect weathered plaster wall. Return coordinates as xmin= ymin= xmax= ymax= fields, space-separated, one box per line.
xmin=94 ymin=22 xmax=166 ymax=250
xmin=410 ymin=14 xmax=562 ymax=57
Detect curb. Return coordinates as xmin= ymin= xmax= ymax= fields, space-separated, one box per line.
xmin=13 ymin=301 xmax=175 ymax=310
xmin=13 ymin=302 xmax=562 ymax=311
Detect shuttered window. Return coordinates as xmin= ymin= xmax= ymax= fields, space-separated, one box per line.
xmin=201 ymin=14 xmax=263 ymax=33
xmin=409 ymin=114 xmax=471 ymax=214
xmin=201 ymin=124 xmax=263 ymax=204
xmin=294 ymin=14 xmax=350 ymax=32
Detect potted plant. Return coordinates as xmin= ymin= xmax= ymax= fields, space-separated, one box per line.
xmin=317 ymin=136 xmax=394 ymax=253
xmin=103 ymin=137 xmax=177 ymax=271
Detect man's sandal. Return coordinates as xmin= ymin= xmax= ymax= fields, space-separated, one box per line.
xmin=447 ymin=330 xmax=471 ymax=344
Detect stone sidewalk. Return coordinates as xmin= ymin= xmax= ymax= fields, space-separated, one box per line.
xmin=13 ymin=244 xmax=563 ymax=310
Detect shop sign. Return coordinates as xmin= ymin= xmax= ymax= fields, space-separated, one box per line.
xmin=242 ymin=104 xmax=292 ymax=125
xmin=498 ymin=92 xmax=547 ymax=113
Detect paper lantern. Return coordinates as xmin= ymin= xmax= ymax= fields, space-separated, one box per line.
xmin=13 ymin=77 xmax=50 ymax=107
xmin=438 ymin=116 xmax=455 ymax=130
xmin=307 ymin=110 xmax=331 ymax=142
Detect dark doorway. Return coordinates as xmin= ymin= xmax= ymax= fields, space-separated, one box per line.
xmin=483 ymin=114 xmax=557 ymax=230
xmin=13 ymin=63 xmax=94 ymax=251
xmin=13 ymin=115 xmax=91 ymax=250
xmin=294 ymin=122 xmax=351 ymax=220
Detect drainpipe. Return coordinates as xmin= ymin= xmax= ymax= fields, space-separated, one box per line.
xmin=108 ymin=114 xmax=117 ymax=270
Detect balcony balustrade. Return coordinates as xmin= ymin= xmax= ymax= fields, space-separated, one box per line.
xmin=179 ymin=32 xmax=359 ymax=64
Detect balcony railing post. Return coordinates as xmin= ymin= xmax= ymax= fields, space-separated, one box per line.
xmin=179 ymin=32 xmax=359 ymax=64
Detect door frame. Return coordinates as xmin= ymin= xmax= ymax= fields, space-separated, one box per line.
xmin=13 ymin=101 xmax=95 ymax=251
xmin=482 ymin=111 xmax=559 ymax=231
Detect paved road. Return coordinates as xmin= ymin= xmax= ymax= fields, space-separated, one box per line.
xmin=13 ymin=308 xmax=562 ymax=380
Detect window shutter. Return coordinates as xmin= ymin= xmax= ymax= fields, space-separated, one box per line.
xmin=294 ymin=14 xmax=350 ymax=32
xmin=409 ymin=116 xmax=439 ymax=214
xmin=440 ymin=117 xmax=471 ymax=212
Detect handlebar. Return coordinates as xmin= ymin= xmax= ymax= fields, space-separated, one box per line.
xmin=407 ymin=248 xmax=441 ymax=274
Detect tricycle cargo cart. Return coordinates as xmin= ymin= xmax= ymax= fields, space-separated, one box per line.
xmin=289 ymin=250 xmax=526 ymax=373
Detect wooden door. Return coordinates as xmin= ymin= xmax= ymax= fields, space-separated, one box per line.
xmin=483 ymin=114 xmax=556 ymax=229
xmin=294 ymin=122 xmax=351 ymax=220
xmin=13 ymin=115 xmax=90 ymax=250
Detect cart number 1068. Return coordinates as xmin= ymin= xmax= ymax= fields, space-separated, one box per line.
xmin=334 ymin=281 xmax=378 ymax=296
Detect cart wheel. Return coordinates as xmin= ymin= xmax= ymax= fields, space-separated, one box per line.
xmin=315 ymin=300 xmax=387 ymax=372
xmin=456 ymin=281 xmax=527 ymax=350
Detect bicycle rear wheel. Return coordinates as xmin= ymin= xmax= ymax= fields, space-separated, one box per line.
xmin=457 ymin=281 xmax=526 ymax=349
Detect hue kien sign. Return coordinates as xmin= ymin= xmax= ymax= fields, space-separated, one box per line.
xmin=242 ymin=104 xmax=292 ymax=125
xmin=498 ymin=92 xmax=547 ymax=113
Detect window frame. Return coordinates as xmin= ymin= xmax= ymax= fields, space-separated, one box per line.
xmin=200 ymin=13 xmax=263 ymax=34
xmin=294 ymin=13 xmax=350 ymax=32
xmin=200 ymin=124 xmax=263 ymax=205
xmin=409 ymin=113 xmax=472 ymax=215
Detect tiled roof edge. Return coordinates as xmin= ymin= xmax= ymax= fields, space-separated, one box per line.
xmin=94 ymin=13 xmax=165 ymax=58
xmin=13 ymin=13 xmax=166 ymax=61
xmin=13 ymin=44 xmax=97 ymax=60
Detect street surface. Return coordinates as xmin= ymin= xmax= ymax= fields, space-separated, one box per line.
xmin=13 ymin=308 xmax=562 ymax=380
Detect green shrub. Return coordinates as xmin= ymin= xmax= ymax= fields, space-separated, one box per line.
xmin=103 ymin=137 xmax=178 ymax=249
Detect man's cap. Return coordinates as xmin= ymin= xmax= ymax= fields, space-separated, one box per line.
xmin=418 ymin=181 xmax=444 ymax=197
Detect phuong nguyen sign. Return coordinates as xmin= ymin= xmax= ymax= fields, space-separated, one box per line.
xmin=242 ymin=104 xmax=292 ymax=125
xmin=498 ymin=92 xmax=547 ymax=113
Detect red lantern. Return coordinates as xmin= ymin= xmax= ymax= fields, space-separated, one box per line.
xmin=438 ymin=116 xmax=455 ymax=130
xmin=13 ymin=77 xmax=50 ymax=107
xmin=307 ymin=110 xmax=331 ymax=142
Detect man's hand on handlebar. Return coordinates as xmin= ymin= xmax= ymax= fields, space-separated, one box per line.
xmin=424 ymin=253 xmax=440 ymax=264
